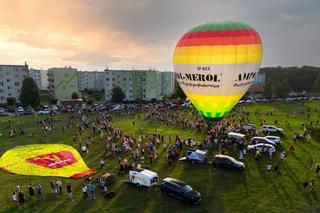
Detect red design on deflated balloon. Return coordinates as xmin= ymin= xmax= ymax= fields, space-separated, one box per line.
xmin=26 ymin=150 xmax=78 ymax=169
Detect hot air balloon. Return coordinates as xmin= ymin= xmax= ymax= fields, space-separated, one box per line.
xmin=173 ymin=21 xmax=263 ymax=127
xmin=0 ymin=144 xmax=96 ymax=178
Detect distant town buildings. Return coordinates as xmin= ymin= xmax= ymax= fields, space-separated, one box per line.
xmin=28 ymin=68 xmax=42 ymax=90
xmin=0 ymin=62 xmax=175 ymax=104
xmin=104 ymin=69 xmax=175 ymax=101
xmin=248 ymin=73 xmax=266 ymax=98
xmin=0 ymin=64 xmax=29 ymax=103
xmin=48 ymin=67 xmax=79 ymax=100
xmin=78 ymin=71 xmax=105 ymax=91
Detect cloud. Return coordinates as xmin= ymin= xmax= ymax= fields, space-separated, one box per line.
xmin=0 ymin=0 xmax=319 ymax=69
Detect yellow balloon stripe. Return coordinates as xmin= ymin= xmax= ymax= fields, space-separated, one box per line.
xmin=186 ymin=92 xmax=244 ymax=118
xmin=173 ymin=44 xmax=262 ymax=64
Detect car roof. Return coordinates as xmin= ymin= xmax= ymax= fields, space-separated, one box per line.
xmin=140 ymin=169 xmax=158 ymax=177
xmin=162 ymin=177 xmax=186 ymax=186
xmin=195 ymin=149 xmax=207 ymax=155
xmin=265 ymin=136 xmax=280 ymax=139
xmin=214 ymin=154 xmax=235 ymax=160
xmin=228 ymin=132 xmax=245 ymax=137
xmin=255 ymin=143 xmax=274 ymax=147
xmin=252 ymin=137 xmax=266 ymax=140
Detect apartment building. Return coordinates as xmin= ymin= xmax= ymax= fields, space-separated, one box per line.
xmin=48 ymin=67 xmax=79 ymax=100
xmin=104 ymin=69 xmax=175 ymax=101
xmin=0 ymin=64 xmax=29 ymax=103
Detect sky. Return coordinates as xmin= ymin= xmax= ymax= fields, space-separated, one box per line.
xmin=0 ymin=0 xmax=319 ymax=71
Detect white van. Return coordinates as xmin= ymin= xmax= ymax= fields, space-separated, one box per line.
xmin=227 ymin=132 xmax=245 ymax=144
xmin=128 ymin=169 xmax=158 ymax=187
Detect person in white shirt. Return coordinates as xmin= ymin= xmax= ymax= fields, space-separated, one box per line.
xmin=56 ymin=179 xmax=62 ymax=195
xmin=82 ymin=184 xmax=88 ymax=199
xmin=267 ymin=163 xmax=272 ymax=172
xmin=12 ymin=192 xmax=18 ymax=206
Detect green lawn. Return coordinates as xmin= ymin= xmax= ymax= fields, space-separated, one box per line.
xmin=0 ymin=101 xmax=319 ymax=213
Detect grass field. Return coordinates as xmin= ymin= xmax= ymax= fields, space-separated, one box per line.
xmin=0 ymin=101 xmax=319 ymax=213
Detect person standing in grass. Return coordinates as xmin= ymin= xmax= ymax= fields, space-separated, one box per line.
xmin=99 ymin=159 xmax=105 ymax=169
xmin=37 ymin=184 xmax=43 ymax=200
xmin=82 ymin=184 xmax=88 ymax=199
xmin=50 ymin=178 xmax=56 ymax=194
xmin=89 ymin=182 xmax=96 ymax=200
xmin=66 ymin=183 xmax=72 ymax=200
xmin=12 ymin=192 xmax=18 ymax=206
xmin=18 ymin=191 xmax=25 ymax=206
xmin=28 ymin=184 xmax=35 ymax=199
xmin=267 ymin=163 xmax=272 ymax=172
xmin=56 ymin=179 xmax=62 ymax=195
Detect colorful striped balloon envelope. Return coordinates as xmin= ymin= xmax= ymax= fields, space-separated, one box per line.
xmin=173 ymin=21 xmax=263 ymax=127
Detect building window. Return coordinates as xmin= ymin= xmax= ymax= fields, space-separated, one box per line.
xmin=0 ymin=82 xmax=3 ymax=86
xmin=123 ymin=78 xmax=126 ymax=81
xmin=106 ymin=77 xmax=109 ymax=81
xmin=0 ymin=89 xmax=3 ymax=93
xmin=15 ymin=82 xmax=19 ymax=86
xmin=7 ymin=79 xmax=10 ymax=82
xmin=8 ymin=86 xmax=11 ymax=90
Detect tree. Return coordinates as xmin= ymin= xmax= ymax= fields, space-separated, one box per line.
xmin=94 ymin=91 xmax=103 ymax=101
xmin=111 ymin=86 xmax=125 ymax=103
xmin=312 ymin=74 xmax=320 ymax=93
xmin=263 ymin=80 xmax=273 ymax=98
xmin=71 ymin=92 xmax=79 ymax=99
xmin=19 ymin=77 xmax=40 ymax=107
xmin=6 ymin=97 xmax=16 ymax=106
xmin=278 ymin=79 xmax=291 ymax=97
xmin=173 ymin=81 xmax=186 ymax=99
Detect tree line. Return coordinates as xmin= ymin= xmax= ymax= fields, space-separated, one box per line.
xmin=261 ymin=66 xmax=320 ymax=98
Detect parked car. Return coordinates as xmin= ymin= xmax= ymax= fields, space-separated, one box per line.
xmin=185 ymin=149 xmax=208 ymax=163
xmin=251 ymin=137 xmax=277 ymax=147
xmin=24 ymin=107 xmax=33 ymax=115
xmin=160 ymin=178 xmax=201 ymax=204
xmin=128 ymin=169 xmax=158 ymax=187
xmin=16 ymin=106 xmax=24 ymax=115
xmin=262 ymin=125 xmax=283 ymax=134
xmin=38 ymin=108 xmax=51 ymax=115
xmin=227 ymin=132 xmax=245 ymax=144
xmin=7 ymin=107 xmax=15 ymax=113
xmin=112 ymin=104 xmax=125 ymax=111
xmin=247 ymin=143 xmax=276 ymax=153
xmin=264 ymin=136 xmax=281 ymax=144
xmin=213 ymin=154 xmax=245 ymax=171
xmin=0 ymin=108 xmax=10 ymax=116
xmin=242 ymin=124 xmax=256 ymax=132
xmin=51 ymin=105 xmax=58 ymax=112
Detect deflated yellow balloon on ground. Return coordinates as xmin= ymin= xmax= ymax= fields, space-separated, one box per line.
xmin=173 ymin=21 xmax=263 ymax=127
xmin=0 ymin=144 xmax=96 ymax=178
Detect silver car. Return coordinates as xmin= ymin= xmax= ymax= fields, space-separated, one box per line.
xmin=264 ymin=136 xmax=281 ymax=144
xmin=251 ymin=137 xmax=277 ymax=147
xmin=247 ymin=143 xmax=276 ymax=153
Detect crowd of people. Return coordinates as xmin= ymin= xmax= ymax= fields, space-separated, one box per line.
xmin=3 ymin=101 xmax=320 ymax=207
